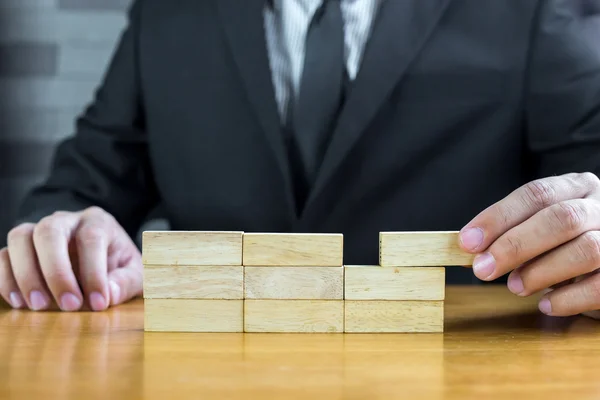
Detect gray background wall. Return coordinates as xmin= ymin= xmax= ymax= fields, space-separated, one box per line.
xmin=0 ymin=0 xmax=131 ymax=246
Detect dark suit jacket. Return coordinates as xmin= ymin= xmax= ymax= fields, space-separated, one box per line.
xmin=14 ymin=0 xmax=600 ymax=284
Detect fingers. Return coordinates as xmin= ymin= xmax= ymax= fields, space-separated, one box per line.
xmin=506 ymin=231 xmax=600 ymax=296
xmin=539 ymin=271 xmax=600 ymax=317
xmin=32 ymin=213 xmax=85 ymax=311
xmin=107 ymin=256 xmax=143 ymax=306
xmin=0 ymin=247 xmax=25 ymax=309
xmin=459 ymin=173 xmax=598 ymax=253
xmin=472 ymin=198 xmax=600 ymax=281
xmin=74 ymin=207 xmax=115 ymax=311
xmin=5 ymin=207 xmax=137 ymax=312
xmin=7 ymin=223 xmax=54 ymax=311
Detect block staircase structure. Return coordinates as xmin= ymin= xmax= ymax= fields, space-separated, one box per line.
xmin=142 ymin=231 xmax=475 ymax=333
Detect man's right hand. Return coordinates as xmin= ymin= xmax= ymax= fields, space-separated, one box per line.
xmin=0 ymin=206 xmax=143 ymax=312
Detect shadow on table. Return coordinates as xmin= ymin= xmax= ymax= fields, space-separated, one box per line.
xmin=445 ymin=311 xmax=578 ymax=333
xmin=445 ymin=310 xmax=600 ymax=337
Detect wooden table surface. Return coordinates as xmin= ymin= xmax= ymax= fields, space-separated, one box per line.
xmin=1 ymin=285 xmax=599 ymax=400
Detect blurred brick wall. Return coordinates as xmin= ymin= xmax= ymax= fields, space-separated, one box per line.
xmin=0 ymin=0 xmax=130 ymax=246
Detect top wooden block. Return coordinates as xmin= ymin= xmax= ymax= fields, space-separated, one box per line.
xmin=142 ymin=231 xmax=243 ymax=266
xmin=242 ymin=233 xmax=343 ymax=266
xmin=379 ymin=231 xmax=475 ymax=266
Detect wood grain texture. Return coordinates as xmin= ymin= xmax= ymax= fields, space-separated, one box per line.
xmin=244 ymin=267 xmax=343 ymax=300
xmin=142 ymin=231 xmax=243 ymax=266
xmin=379 ymin=231 xmax=475 ymax=266
xmin=143 ymin=265 xmax=243 ymax=299
xmin=344 ymin=300 xmax=444 ymax=333
xmin=344 ymin=266 xmax=445 ymax=300
xmin=244 ymin=300 xmax=344 ymax=333
xmin=242 ymin=233 xmax=343 ymax=266
xmin=3 ymin=287 xmax=600 ymax=399
xmin=144 ymin=299 xmax=243 ymax=332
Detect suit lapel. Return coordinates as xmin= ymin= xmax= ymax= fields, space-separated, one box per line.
xmin=305 ymin=0 xmax=453 ymax=211
xmin=215 ymin=0 xmax=298 ymax=219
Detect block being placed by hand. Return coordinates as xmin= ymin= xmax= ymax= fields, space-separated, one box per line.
xmin=142 ymin=231 xmax=243 ymax=266
xmin=344 ymin=300 xmax=444 ymax=333
xmin=244 ymin=300 xmax=344 ymax=333
xmin=243 ymin=233 xmax=343 ymax=266
xmin=344 ymin=266 xmax=445 ymax=301
xmin=244 ymin=266 xmax=343 ymax=300
xmin=379 ymin=231 xmax=475 ymax=266
xmin=144 ymin=299 xmax=243 ymax=332
xmin=143 ymin=265 xmax=243 ymax=299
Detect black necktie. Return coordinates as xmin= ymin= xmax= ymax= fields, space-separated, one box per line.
xmin=292 ymin=0 xmax=345 ymax=185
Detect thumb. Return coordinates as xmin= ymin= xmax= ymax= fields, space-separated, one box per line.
xmin=107 ymin=259 xmax=143 ymax=306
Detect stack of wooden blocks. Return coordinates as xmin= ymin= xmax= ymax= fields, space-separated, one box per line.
xmin=142 ymin=231 xmax=474 ymax=333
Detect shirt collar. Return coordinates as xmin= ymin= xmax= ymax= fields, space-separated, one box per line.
xmin=266 ymin=0 xmax=280 ymax=12
xmin=267 ymin=0 xmax=388 ymax=12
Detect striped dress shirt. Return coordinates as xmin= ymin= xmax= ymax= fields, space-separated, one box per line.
xmin=264 ymin=0 xmax=384 ymax=123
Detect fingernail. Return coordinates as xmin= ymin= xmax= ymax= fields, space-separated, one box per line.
xmin=507 ymin=272 xmax=524 ymax=295
xmin=59 ymin=293 xmax=81 ymax=311
xmin=9 ymin=292 xmax=24 ymax=309
xmin=109 ymin=280 xmax=120 ymax=305
xmin=473 ymin=252 xmax=496 ymax=280
xmin=460 ymin=227 xmax=484 ymax=251
xmin=30 ymin=290 xmax=48 ymax=311
xmin=539 ymin=298 xmax=552 ymax=315
xmin=90 ymin=292 xmax=107 ymax=311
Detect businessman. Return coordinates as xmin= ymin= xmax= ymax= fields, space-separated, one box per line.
xmin=1 ymin=0 xmax=600 ymax=320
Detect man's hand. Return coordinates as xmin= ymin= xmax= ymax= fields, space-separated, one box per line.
xmin=0 ymin=207 xmax=143 ymax=312
xmin=459 ymin=172 xmax=600 ymax=320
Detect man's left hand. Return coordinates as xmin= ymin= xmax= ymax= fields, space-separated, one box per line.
xmin=459 ymin=172 xmax=600 ymax=320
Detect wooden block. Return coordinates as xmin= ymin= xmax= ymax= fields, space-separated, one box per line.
xmin=144 ymin=299 xmax=243 ymax=332
xmin=244 ymin=300 xmax=344 ymax=333
xmin=242 ymin=233 xmax=343 ymax=266
xmin=344 ymin=300 xmax=444 ymax=333
xmin=244 ymin=266 xmax=343 ymax=300
xmin=344 ymin=266 xmax=445 ymax=300
xmin=142 ymin=231 xmax=243 ymax=266
xmin=143 ymin=265 xmax=243 ymax=299
xmin=379 ymin=231 xmax=475 ymax=266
